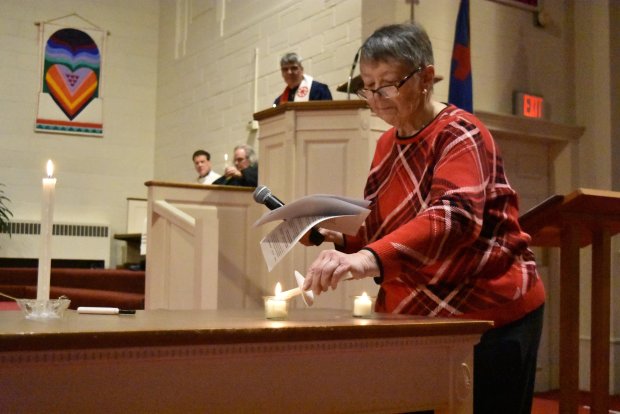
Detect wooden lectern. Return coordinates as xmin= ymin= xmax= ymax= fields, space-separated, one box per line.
xmin=254 ymin=101 xmax=389 ymax=309
xmin=520 ymin=188 xmax=620 ymax=414
xmin=144 ymin=181 xmax=264 ymax=311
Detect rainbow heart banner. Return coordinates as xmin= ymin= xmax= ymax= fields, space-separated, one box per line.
xmin=45 ymin=65 xmax=99 ymax=119
xmin=35 ymin=22 xmax=106 ymax=136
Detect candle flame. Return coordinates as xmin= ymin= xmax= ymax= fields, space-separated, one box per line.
xmin=361 ymin=291 xmax=368 ymax=298
xmin=224 ymin=153 xmax=228 ymax=162
xmin=46 ymin=160 xmax=54 ymax=178
xmin=274 ymin=282 xmax=282 ymax=298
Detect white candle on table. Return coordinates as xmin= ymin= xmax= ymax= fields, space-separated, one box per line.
xmin=274 ymin=271 xmax=314 ymax=307
xmin=265 ymin=282 xmax=288 ymax=319
xmin=37 ymin=159 xmax=56 ymax=301
xmin=353 ymin=291 xmax=372 ymax=317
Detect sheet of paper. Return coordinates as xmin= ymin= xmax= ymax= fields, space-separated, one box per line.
xmin=260 ymin=212 xmax=369 ymax=271
xmin=254 ymin=193 xmax=371 ymax=271
xmin=253 ymin=194 xmax=370 ymax=227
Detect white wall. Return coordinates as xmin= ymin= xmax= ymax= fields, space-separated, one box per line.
xmin=416 ymin=0 xmax=574 ymax=123
xmin=155 ymin=0 xmax=364 ymax=183
xmin=154 ymin=0 xmax=576 ymax=184
xmin=0 ymin=0 xmax=159 ymax=267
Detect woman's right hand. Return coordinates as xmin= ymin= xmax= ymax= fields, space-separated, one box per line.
xmin=302 ymin=249 xmax=378 ymax=295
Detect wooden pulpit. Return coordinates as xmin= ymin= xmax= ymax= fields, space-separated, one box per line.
xmin=253 ymin=101 xmax=390 ymax=309
xmin=144 ymin=181 xmax=264 ymax=311
xmin=520 ymin=188 xmax=620 ymax=414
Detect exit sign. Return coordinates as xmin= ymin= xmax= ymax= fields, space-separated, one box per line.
xmin=514 ymin=92 xmax=545 ymax=119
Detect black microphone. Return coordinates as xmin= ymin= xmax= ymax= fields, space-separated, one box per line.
xmin=253 ymin=185 xmax=285 ymax=210
xmin=253 ymin=185 xmax=325 ymax=246
xmin=346 ymin=47 xmax=361 ymax=99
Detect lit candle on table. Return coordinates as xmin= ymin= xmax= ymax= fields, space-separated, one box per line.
xmin=37 ymin=159 xmax=56 ymax=301
xmin=264 ymin=282 xmax=289 ymax=319
xmin=353 ymin=291 xmax=372 ymax=317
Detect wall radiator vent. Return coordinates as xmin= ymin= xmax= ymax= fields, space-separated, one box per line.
xmin=2 ymin=222 xmax=109 ymax=238
xmin=0 ymin=220 xmax=110 ymax=267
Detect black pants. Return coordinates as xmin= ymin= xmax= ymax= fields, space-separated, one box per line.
xmin=473 ymin=305 xmax=545 ymax=414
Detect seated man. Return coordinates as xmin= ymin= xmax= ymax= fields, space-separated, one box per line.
xmin=213 ymin=144 xmax=258 ymax=187
xmin=273 ymin=52 xmax=332 ymax=106
xmin=193 ymin=149 xmax=221 ymax=185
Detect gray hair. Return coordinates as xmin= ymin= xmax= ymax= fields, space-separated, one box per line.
xmin=280 ymin=52 xmax=303 ymax=67
xmin=360 ymin=23 xmax=434 ymax=70
xmin=235 ymin=144 xmax=258 ymax=165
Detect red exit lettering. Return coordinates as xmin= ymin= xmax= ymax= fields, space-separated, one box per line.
xmin=522 ymin=94 xmax=544 ymax=118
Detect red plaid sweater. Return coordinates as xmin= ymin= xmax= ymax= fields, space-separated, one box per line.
xmin=343 ymin=105 xmax=545 ymax=327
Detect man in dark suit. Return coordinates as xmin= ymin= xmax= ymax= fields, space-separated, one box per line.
xmin=273 ymin=52 xmax=332 ymax=106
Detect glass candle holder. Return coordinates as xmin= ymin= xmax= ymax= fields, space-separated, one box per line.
xmin=17 ymin=297 xmax=71 ymax=320
xmin=263 ymin=296 xmax=289 ymax=320
xmin=352 ymin=293 xmax=374 ymax=318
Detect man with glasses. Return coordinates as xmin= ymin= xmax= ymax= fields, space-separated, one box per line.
xmin=273 ymin=52 xmax=332 ymax=106
xmin=213 ymin=144 xmax=258 ymax=187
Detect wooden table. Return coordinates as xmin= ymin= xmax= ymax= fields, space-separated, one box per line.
xmin=520 ymin=188 xmax=620 ymax=414
xmin=0 ymin=308 xmax=491 ymax=413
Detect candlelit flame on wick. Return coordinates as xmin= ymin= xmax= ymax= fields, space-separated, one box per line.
xmin=46 ymin=160 xmax=54 ymax=178
xmin=224 ymin=153 xmax=229 ymax=162
xmin=275 ymin=282 xmax=282 ymax=298
xmin=361 ymin=291 xmax=368 ymax=298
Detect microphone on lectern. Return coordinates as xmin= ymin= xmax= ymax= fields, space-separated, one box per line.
xmin=253 ymin=185 xmax=325 ymax=246
xmin=253 ymin=185 xmax=286 ymax=210
xmin=346 ymin=47 xmax=361 ymax=100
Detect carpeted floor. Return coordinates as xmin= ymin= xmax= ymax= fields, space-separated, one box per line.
xmin=532 ymin=391 xmax=620 ymax=414
xmin=0 ymin=301 xmax=19 ymax=310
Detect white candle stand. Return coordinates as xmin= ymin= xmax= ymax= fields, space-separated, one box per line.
xmin=25 ymin=160 xmax=67 ymax=320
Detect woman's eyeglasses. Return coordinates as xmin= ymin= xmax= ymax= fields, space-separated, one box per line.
xmin=356 ymin=67 xmax=423 ymax=100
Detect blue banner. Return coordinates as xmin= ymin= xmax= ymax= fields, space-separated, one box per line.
xmin=448 ymin=0 xmax=473 ymax=113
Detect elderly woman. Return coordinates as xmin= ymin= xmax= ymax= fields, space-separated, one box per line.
xmin=302 ymin=23 xmax=545 ymax=414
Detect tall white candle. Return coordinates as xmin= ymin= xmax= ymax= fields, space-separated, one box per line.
xmin=37 ymin=160 xmax=56 ymax=301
